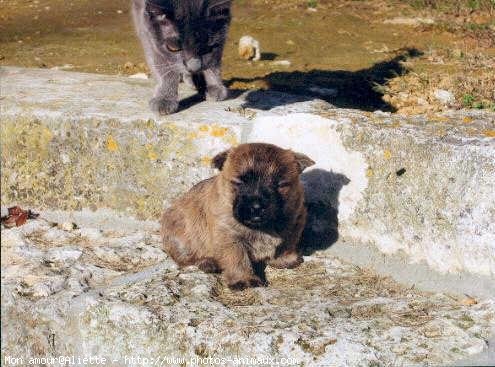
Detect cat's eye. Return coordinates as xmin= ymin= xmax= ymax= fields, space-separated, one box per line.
xmin=210 ymin=6 xmax=230 ymax=18
xmin=156 ymin=14 xmax=167 ymax=22
xmin=166 ymin=42 xmax=182 ymax=52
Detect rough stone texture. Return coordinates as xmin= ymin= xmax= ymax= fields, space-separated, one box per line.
xmin=2 ymin=67 xmax=495 ymax=365
xmin=2 ymin=67 xmax=494 ymax=279
xmin=248 ymin=112 xmax=495 ymax=280
xmin=1 ymin=214 xmax=494 ymax=366
xmin=0 ymin=67 xmax=322 ymax=216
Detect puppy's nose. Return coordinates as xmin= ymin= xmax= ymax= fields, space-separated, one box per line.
xmin=185 ymin=58 xmax=201 ymax=73
xmin=249 ymin=201 xmax=264 ymax=217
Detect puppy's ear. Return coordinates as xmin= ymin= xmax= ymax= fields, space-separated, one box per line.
xmin=212 ymin=149 xmax=230 ymax=170
xmin=293 ymin=151 xmax=315 ymax=173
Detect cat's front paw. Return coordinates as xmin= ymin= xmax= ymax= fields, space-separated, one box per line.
xmin=206 ymin=85 xmax=229 ymax=102
xmin=149 ymin=97 xmax=179 ymax=115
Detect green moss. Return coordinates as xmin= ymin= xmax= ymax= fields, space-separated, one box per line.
xmin=1 ymin=116 xmax=204 ymax=219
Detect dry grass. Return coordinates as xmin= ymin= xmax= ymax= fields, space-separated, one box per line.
xmin=383 ymin=49 xmax=495 ymax=113
xmin=210 ymin=259 xmax=464 ymax=332
xmin=214 ymin=260 xmax=408 ymax=309
xmin=213 ymin=281 xmax=264 ymax=307
xmin=404 ymin=0 xmax=495 ymax=13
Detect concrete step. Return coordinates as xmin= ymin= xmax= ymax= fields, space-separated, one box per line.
xmin=2 ymin=66 xmax=494 ymax=281
xmin=2 ymin=66 xmax=495 ymax=365
xmin=1 ymin=211 xmax=494 ymax=366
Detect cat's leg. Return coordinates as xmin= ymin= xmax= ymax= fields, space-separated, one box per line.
xmin=182 ymin=72 xmax=207 ymax=95
xmin=142 ymin=37 xmax=180 ymax=114
xmin=149 ymin=62 xmax=181 ymax=115
xmin=203 ymin=67 xmax=229 ymax=102
xmin=182 ymin=72 xmax=196 ymax=89
xmin=132 ymin=2 xmax=181 ymax=115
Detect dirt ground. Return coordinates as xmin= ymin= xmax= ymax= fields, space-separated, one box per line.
xmin=1 ymin=0 xmax=494 ymax=113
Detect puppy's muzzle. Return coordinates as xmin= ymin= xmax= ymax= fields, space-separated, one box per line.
xmin=235 ymin=194 xmax=271 ymax=227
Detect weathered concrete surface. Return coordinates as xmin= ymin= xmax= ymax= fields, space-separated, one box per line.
xmin=2 ymin=66 xmax=494 ymax=280
xmin=0 ymin=67 xmax=322 ymax=216
xmin=1 ymin=213 xmax=494 ymax=366
xmin=248 ymin=113 xmax=495 ymax=280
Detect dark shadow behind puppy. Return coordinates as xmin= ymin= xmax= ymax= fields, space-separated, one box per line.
xmin=300 ymin=169 xmax=350 ymax=253
xmin=161 ymin=143 xmax=314 ymax=290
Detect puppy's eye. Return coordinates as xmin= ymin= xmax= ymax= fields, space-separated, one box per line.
xmin=277 ymin=180 xmax=291 ymax=189
xmin=230 ymin=178 xmax=243 ymax=186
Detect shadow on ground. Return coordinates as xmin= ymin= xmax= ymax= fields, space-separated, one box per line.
xmin=227 ymin=48 xmax=423 ymax=112
xmin=300 ymin=169 xmax=350 ymax=255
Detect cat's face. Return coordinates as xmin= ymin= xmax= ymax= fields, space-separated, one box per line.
xmin=146 ymin=0 xmax=231 ymax=72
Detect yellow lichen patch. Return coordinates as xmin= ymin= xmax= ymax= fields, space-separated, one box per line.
xmin=198 ymin=125 xmax=209 ymax=132
xmin=40 ymin=126 xmax=53 ymax=146
xmin=466 ymin=128 xmax=479 ymax=136
xmin=210 ymin=126 xmax=228 ymax=138
xmin=430 ymin=115 xmax=449 ymax=123
xmin=463 ymin=117 xmax=473 ymax=124
xmin=383 ymin=149 xmax=392 ymax=160
xmin=366 ymin=168 xmax=374 ymax=178
xmin=106 ymin=135 xmax=119 ymax=152
xmin=224 ymin=134 xmax=239 ymax=146
xmin=1 ymin=119 xmax=53 ymax=163
xmin=1 ymin=117 xmax=201 ymax=220
xmin=381 ymin=121 xmax=401 ymax=128
xmin=435 ymin=128 xmax=447 ymax=137
xmin=483 ymin=130 xmax=495 ymax=138
xmin=187 ymin=131 xmax=199 ymax=140
xmin=167 ymin=123 xmax=179 ymax=133
xmin=200 ymin=156 xmax=212 ymax=166
xmin=145 ymin=144 xmax=158 ymax=160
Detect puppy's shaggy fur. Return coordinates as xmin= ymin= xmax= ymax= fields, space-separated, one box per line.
xmin=161 ymin=143 xmax=314 ymax=289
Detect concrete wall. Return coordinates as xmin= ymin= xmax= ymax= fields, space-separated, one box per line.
xmin=2 ymin=66 xmax=494 ymax=279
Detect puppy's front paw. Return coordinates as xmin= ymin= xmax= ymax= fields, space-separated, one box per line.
xmin=269 ymin=253 xmax=303 ymax=269
xmin=206 ymin=85 xmax=229 ymax=102
xmin=149 ymin=97 xmax=179 ymax=115
xmin=228 ymin=276 xmax=266 ymax=291
xmin=197 ymin=258 xmax=221 ymax=273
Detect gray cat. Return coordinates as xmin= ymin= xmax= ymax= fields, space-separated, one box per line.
xmin=132 ymin=0 xmax=232 ymax=115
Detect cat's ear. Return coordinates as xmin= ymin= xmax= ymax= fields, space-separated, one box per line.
xmin=212 ymin=149 xmax=230 ymax=170
xmin=208 ymin=0 xmax=232 ymax=15
xmin=209 ymin=0 xmax=232 ymax=6
xmin=146 ymin=0 xmax=174 ymax=14
xmin=147 ymin=0 xmax=172 ymax=7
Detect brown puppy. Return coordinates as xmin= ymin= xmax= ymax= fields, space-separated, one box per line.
xmin=160 ymin=143 xmax=314 ymax=290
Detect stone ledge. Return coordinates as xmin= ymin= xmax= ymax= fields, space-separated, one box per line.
xmin=1 ymin=212 xmax=493 ymax=366
xmin=1 ymin=66 xmax=494 ymax=279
